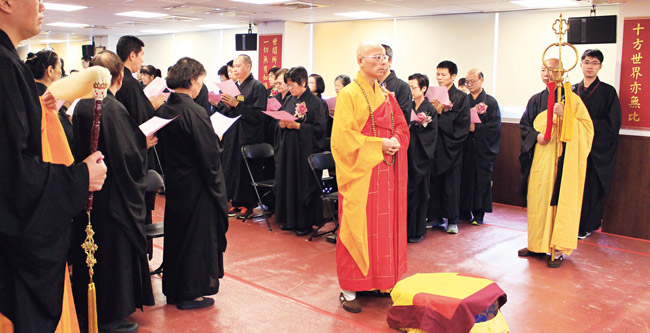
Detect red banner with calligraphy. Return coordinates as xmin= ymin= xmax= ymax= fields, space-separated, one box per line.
xmin=621 ymin=18 xmax=650 ymax=129
xmin=258 ymin=34 xmax=282 ymax=89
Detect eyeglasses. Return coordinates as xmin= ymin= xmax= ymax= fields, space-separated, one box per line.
xmin=287 ymin=83 xmax=299 ymax=89
xmin=361 ymin=55 xmax=390 ymax=62
xmin=582 ymin=60 xmax=601 ymax=66
xmin=274 ymin=81 xmax=286 ymax=86
xmin=466 ymin=79 xmax=478 ymax=85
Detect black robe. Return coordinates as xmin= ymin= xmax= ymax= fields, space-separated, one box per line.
xmin=115 ymin=67 xmax=157 ymax=228
xmin=0 ymin=29 xmax=88 ymax=333
xmin=71 ymin=92 xmax=154 ymax=323
xmin=221 ymin=74 xmax=268 ymax=208
xmin=382 ymin=70 xmax=413 ymax=122
xmin=194 ymin=83 xmax=213 ymax=116
xmin=519 ymin=89 xmax=549 ymax=206
xmin=407 ymin=99 xmax=438 ymax=238
xmin=459 ymin=89 xmax=501 ymax=216
xmin=157 ymin=93 xmax=228 ymax=301
xmin=428 ymin=84 xmax=470 ymax=221
xmin=274 ymin=88 xmax=326 ymax=230
xmin=573 ymin=78 xmax=621 ymax=233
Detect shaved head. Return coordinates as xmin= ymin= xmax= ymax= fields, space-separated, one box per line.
xmin=356 ymin=41 xmax=387 ymax=81
xmin=541 ymin=58 xmax=561 ymax=84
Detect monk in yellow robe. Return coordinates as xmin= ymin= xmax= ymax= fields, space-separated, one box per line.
xmin=518 ymin=58 xmax=594 ymax=268
xmin=331 ymin=41 xmax=410 ymax=313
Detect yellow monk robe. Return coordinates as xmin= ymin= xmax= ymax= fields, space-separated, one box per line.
xmin=331 ymin=72 xmax=409 ymax=290
xmin=0 ymin=100 xmax=80 ymax=333
xmin=527 ymin=87 xmax=593 ymax=255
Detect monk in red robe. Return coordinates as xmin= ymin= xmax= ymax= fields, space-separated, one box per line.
xmin=331 ymin=41 xmax=410 ymax=313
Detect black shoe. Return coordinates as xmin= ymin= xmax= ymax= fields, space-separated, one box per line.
xmin=547 ymin=254 xmax=563 ymax=268
xmin=280 ymin=224 xmax=293 ymax=231
xmin=407 ymin=235 xmax=424 ymax=243
xmin=98 ymin=319 xmax=139 ymax=333
xmin=177 ymin=297 xmax=215 ymax=310
xmin=295 ymin=228 xmax=312 ymax=236
xmin=326 ymin=233 xmax=337 ymax=243
xmin=518 ymin=247 xmax=545 ymax=257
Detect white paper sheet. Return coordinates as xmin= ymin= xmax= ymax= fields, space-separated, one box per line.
xmin=139 ymin=116 xmax=177 ymax=137
xmin=210 ymin=112 xmax=241 ymax=138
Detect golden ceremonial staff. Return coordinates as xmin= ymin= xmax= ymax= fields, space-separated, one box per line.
xmin=541 ymin=14 xmax=579 ymax=263
xmin=82 ymin=79 xmax=109 ymax=333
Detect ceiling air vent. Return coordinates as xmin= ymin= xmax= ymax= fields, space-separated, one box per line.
xmin=269 ymin=1 xmax=328 ymax=10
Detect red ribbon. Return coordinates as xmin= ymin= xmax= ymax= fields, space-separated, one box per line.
xmin=544 ymin=82 xmax=555 ymax=141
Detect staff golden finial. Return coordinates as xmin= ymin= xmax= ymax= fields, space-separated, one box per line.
xmin=542 ymin=13 xmax=579 ymax=84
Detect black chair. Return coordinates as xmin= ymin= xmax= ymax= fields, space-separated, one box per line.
xmin=307 ymin=152 xmax=339 ymax=241
xmin=241 ymin=143 xmax=275 ymax=231
xmin=144 ymin=170 xmax=165 ymax=275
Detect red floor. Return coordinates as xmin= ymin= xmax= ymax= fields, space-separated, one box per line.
xmin=130 ymin=196 xmax=650 ymax=332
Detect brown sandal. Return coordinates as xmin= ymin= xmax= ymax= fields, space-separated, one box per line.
xmin=339 ymin=293 xmax=362 ymax=313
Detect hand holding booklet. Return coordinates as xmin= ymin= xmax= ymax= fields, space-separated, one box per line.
xmin=143 ymin=77 xmax=170 ymax=99
xmin=139 ymin=116 xmax=178 ymax=137
xmin=262 ymin=111 xmax=298 ymax=122
xmin=266 ymin=98 xmax=282 ymax=111
xmin=210 ymin=112 xmax=241 ymax=138
xmin=216 ymin=80 xmax=241 ymax=97
xmin=470 ymin=107 xmax=483 ymax=123
xmin=424 ymin=86 xmax=451 ymax=105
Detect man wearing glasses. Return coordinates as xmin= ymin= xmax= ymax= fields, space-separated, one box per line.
xmin=459 ymin=69 xmax=501 ymax=226
xmin=379 ymin=44 xmax=413 ymax=122
xmin=331 ymin=41 xmax=409 ymax=313
xmin=572 ymin=49 xmax=621 ymax=239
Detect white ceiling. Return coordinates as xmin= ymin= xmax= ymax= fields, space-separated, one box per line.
xmin=33 ymin=0 xmax=603 ymax=43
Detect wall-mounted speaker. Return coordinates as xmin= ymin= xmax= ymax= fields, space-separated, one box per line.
xmin=567 ymin=15 xmax=617 ymax=44
xmin=81 ymin=44 xmax=95 ymax=59
xmin=235 ymin=33 xmax=257 ymax=51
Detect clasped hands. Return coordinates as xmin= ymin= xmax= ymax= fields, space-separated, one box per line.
xmin=382 ymin=137 xmax=401 ymax=155
xmin=279 ymin=120 xmax=300 ymax=130
xmin=536 ymin=103 xmax=564 ymax=145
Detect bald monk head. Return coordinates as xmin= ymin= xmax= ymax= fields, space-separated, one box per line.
xmin=466 ymin=68 xmax=484 ymax=96
xmin=356 ymin=41 xmax=389 ymax=82
xmin=541 ymin=58 xmax=561 ymax=84
xmin=0 ymin=0 xmax=45 ymax=47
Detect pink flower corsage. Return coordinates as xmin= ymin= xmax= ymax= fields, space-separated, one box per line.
xmin=415 ymin=112 xmax=433 ymax=128
xmin=476 ymin=102 xmax=488 ymax=114
xmin=294 ymin=102 xmax=308 ymax=119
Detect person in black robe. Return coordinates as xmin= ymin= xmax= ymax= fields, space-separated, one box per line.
xmin=194 ymin=83 xmax=213 ymax=116
xmin=274 ymin=67 xmax=326 ymax=236
xmin=328 ymin=75 xmax=352 ymax=139
xmin=572 ymin=49 xmax=621 ymax=238
xmin=459 ymin=69 xmax=501 ymax=225
xmin=267 ymin=66 xmax=279 ymax=97
xmin=274 ymin=68 xmax=291 ymax=106
xmin=156 ymin=57 xmax=228 ymax=310
xmin=0 ymin=13 xmax=106 ymax=331
xmin=221 ymin=54 xmax=268 ymax=219
xmin=308 ymin=73 xmax=331 ymax=124
xmin=26 ymin=49 xmax=74 ymax=151
xmin=406 ymin=74 xmax=438 ymax=243
xmin=427 ymin=60 xmax=470 ymax=234
xmin=380 ymin=44 xmax=413 ymax=122
xmin=70 ymin=51 xmax=153 ymax=333
xmin=115 ymin=35 xmax=161 ymax=248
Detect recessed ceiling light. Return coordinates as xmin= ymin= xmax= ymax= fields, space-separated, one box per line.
xmin=41 ymin=39 xmax=66 ymax=44
xmin=230 ymin=0 xmax=290 ymax=4
xmin=116 ymin=11 xmax=168 ymax=19
xmin=510 ymin=0 xmax=581 ymax=8
xmin=140 ymin=29 xmax=174 ymax=34
xmin=197 ymin=24 xmax=241 ymax=29
xmin=334 ymin=11 xmax=390 ymax=19
xmin=46 ymin=22 xmax=89 ymax=28
xmin=43 ymin=3 xmax=87 ymax=11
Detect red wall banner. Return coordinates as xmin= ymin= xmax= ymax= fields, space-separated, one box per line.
xmin=620 ymin=18 xmax=650 ymax=129
xmin=258 ymin=34 xmax=282 ymax=89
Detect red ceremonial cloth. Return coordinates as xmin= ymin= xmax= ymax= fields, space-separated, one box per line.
xmin=337 ymin=94 xmax=409 ymax=291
